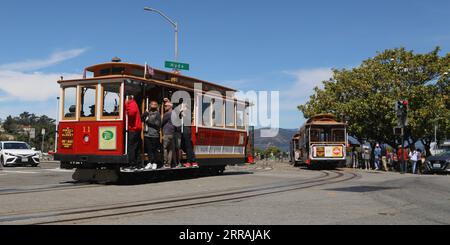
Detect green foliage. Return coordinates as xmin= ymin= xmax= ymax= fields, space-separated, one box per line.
xmin=254 ymin=147 xmax=265 ymax=155
xmin=299 ymin=47 xmax=450 ymax=154
xmin=264 ymin=146 xmax=282 ymax=156
xmin=3 ymin=116 xmax=18 ymax=134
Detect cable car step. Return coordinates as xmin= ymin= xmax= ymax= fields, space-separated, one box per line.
xmin=120 ymin=166 xmax=200 ymax=173
xmin=73 ymin=169 xmax=119 ymax=184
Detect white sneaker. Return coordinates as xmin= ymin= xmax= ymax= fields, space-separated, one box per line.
xmin=145 ymin=163 xmax=153 ymax=170
xmin=152 ymin=164 xmax=158 ymax=170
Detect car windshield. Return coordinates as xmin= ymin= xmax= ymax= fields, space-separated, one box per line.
xmin=3 ymin=143 xmax=30 ymax=150
xmin=435 ymin=149 xmax=450 ymax=157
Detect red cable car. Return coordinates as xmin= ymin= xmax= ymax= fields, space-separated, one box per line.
xmin=54 ymin=58 xmax=253 ymax=182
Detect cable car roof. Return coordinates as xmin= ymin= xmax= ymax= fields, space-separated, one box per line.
xmin=306 ymin=114 xmax=345 ymax=125
xmin=61 ymin=60 xmax=238 ymax=93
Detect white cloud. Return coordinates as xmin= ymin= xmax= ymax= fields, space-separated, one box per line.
xmin=0 ymin=49 xmax=85 ymax=102
xmin=278 ymin=68 xmax=333 ymax=127
xmin=0 ymin=48 xmax=87 ymax=71
xmin=282 ymin=68 xmax=333 ymax=103
xmin=0 ymin=70 xmax=80 ymax=101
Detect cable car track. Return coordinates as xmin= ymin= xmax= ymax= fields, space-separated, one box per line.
xmin=0 ymin=183 xmax=101 ymax=196
xmin=0 ymin=170 xmax=359 ymax=225
xmin=0 ymin=170 xmax=328 ymax=219
xmin=0 ymin=167 xmax=273 ymax=197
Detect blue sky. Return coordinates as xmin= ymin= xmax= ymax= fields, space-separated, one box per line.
xmin=0 ymin=0 xmax=449 ymax=128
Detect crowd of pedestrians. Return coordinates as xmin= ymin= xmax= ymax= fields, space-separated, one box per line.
xmin=351 ymin=144 xmax=427 ymax=174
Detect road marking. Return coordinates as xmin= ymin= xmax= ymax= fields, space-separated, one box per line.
xmin=45 ymin=168 xmax=74 ymax=173
xmin=0 ymin=171 xmax=40 ymax=174
xmin=0 ymin=168 xmax=73 ymax=175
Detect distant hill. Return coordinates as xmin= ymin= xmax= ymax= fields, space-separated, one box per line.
xmin=254 ymin=128 xmax=298 ymax=152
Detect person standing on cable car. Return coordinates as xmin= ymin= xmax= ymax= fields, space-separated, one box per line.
xmin=179 ymin=100 xmax=198 ymax=168
xmin=162 ymin=99 xmax=176 ymax=168
xmin=126 ymin=94 xmax=143 ymax=169
xmin=141 ymin=101 xmax=161 ymax=170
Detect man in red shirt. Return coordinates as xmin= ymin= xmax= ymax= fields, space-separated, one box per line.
xmin=397 ymin=146 xmax=409 ymax=174
xmin=126 ymin=94 xmax=143 ymax=169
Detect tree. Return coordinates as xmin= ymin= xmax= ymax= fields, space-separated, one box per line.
xmin=299 ymin=47 xmax=450 ymax=156
xmin=264 ymin=146 xmax=282 ymax=157
xmin=254 ymin=147 xmax=265 ymax=155
xmin=3 ymin=116 xmax=18 ymax=134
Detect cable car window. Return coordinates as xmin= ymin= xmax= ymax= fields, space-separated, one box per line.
xmin=236 ymin=103 xmax=246 ymax=130
xmin=63 ymin=86 xmax=77 ymax=120
xmin=332 ymin=129 xmax=345 ymax=142
xmin=80 ymin=85 xmax=97 ymax=119
xmin=310 ymin=129 xmax=323 ymax=142
xmin=101 ymin=83 xmax=121 ymax=118
xmin=132 ymin=69 xmax=144 ymax=77
xmin=212 ymin=98 xmax=224 ymax=127
xmin=225 ymin=100 xmax=235 ymax=128
xmin=202 ymin=101 xmax=212 ymax=127
xmin=100 ymin=68 xmax=111 ymax=76
xmin=112 ymin=67 xmax=125 ymax=75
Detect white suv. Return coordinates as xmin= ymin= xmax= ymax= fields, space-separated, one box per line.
xmin=0 ymin=141 xmax=40 ymax=167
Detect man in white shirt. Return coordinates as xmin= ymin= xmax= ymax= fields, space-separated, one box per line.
xmin=409 ymin=149 xmax=420 ymax=174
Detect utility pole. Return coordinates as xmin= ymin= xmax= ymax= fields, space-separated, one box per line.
xmin=144 ymin=7 xmax=179 ymax=62
xmin=41 ymin=128 xmax=46 ymax=153
xmin=435 ymin=123 xmax=438 ymax=144
xmin=396 ymin=100 xmax=409 ymax=174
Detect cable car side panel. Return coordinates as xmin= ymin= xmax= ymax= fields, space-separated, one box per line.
xmin=55 ymin=121 xmax=126 ymax=166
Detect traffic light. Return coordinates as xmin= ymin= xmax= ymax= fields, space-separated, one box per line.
xmin=397 ymin=101 xmax=404 ymax=117
xmin=396 ymin=100 xmax=409 ymax=127
xmin=402 ymin=100 xmax=409 ymax=116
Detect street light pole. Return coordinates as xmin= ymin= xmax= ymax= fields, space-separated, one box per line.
xmin=144 ymin=7 xmax=179 ymax=62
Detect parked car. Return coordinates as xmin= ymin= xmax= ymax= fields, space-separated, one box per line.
xmin=430 ymin=141 xmax=450 ymax=156
xmin=424 ymin=149 xmax=450 ymax=174
xmin=0 ymin=141 xmax=40 ymax=167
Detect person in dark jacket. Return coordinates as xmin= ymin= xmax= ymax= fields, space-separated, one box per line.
xmin=141 ymin=101 xmax=161 ymax=170
xmin=162 ymin=100 xmax=176 ymax=168
xmin=125 ymin=94 xmax=143 ymax=169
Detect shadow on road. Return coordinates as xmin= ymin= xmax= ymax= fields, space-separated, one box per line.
xmin=116 ymin=170 xmax=255 ymax=186
xmin=325 ymin=186 xmax=399 ymax=193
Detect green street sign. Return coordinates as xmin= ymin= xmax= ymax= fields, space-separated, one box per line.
xmin=165 ymin=61 xmax=190 ymax=71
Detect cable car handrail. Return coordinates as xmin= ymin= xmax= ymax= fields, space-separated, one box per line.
xmin=125 ymin=108 xmax=129 ymax=156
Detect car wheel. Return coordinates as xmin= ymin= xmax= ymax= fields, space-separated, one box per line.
xmin=0 ymin=156 xmax=5 ymax=167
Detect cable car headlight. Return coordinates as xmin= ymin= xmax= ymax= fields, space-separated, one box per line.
xmin=83 ymin=135 xmax=90 ymax=143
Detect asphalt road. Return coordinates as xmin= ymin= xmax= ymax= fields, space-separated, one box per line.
xmin=0 ymin=161 xmax=449 ymax=225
